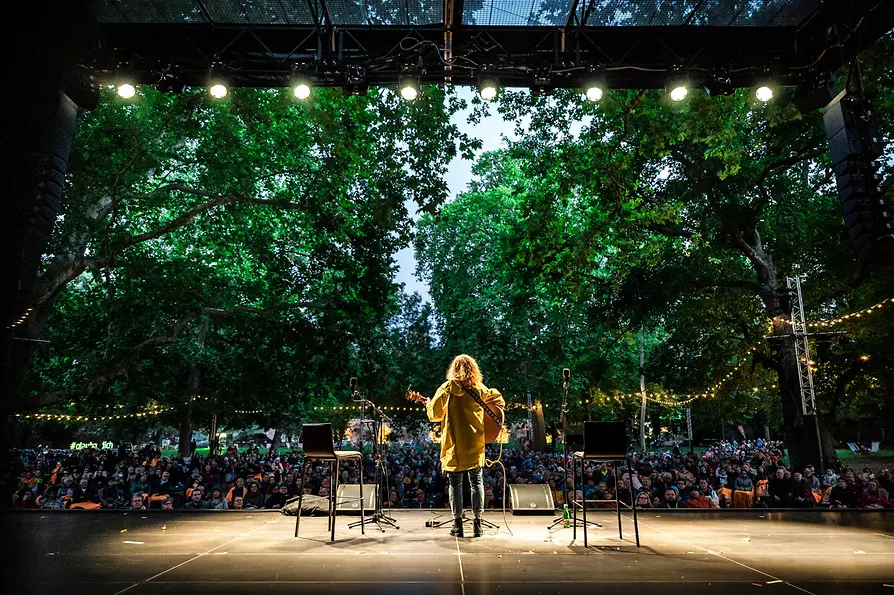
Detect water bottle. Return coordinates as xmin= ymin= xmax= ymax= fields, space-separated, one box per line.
xmin=563 ymin=503 xmax=570 ymax=528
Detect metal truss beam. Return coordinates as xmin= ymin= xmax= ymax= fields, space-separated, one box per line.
xmin=86 ymin=0 xmax=892 ymax=90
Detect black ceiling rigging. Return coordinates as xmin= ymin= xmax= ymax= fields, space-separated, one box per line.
xmin=84 ymin=0 xmax=892 ymax=91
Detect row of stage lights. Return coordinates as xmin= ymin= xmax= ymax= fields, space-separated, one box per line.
xmin=114 ymin=73 xmax=775 ymax=104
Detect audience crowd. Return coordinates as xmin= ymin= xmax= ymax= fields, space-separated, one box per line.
xmin=3 ymin=439 xmax=891 ymax=511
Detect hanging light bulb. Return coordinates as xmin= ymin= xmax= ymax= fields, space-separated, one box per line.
xmin=399 ymin=76 xmax=420 ymax=101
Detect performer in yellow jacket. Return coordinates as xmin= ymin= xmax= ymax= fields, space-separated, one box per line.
xmin=425 ymin=354 xmax=505 ymax=537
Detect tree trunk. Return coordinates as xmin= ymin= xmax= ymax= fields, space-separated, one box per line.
xmin=176 ymin=321 xmax=207 ymax=456
xmin=531 ymin=401 xmax=547 ymax=451
xmin=270 ymin=428 xmax=282 ymax=455
xmin=741 ymin=229 xmax=832 ymax=471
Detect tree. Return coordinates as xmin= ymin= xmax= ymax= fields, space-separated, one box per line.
xmin=12 ymin=84 xmax=476 ymax=449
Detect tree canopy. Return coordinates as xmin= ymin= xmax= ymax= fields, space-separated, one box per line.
xmin=11 ymin=36 xmax=893 ymax=462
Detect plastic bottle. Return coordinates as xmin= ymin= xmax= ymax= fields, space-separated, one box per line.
xmin=563 ymin=503 xmax=570 ymax=528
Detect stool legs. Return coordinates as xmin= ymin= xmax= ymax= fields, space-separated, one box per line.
xmin=581 ymin=457 xmax=587 ymax=547
xmin=331 ymin=459 xmax=339 ymax=542
xmin=358 ymin=458 xmax=365 ymax=535
xmin=295 ymin=457 xmax=307 ymax=537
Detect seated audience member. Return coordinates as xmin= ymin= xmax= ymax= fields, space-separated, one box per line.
xmin=15 ymin=490 xmax=37 ymax=509
xmin=70 ymin=478 xmax=100 ymax=506
xmin=686 ymin=488 xmax=716 ymax=508
xmin=160 ymin=497 xmax=174 ymax=511
xmin=231 ymin=496 xmax=245 ymax=510
xmin=226 ymin=477 xmax=248 ymax=505
xmin=636 ymin=491 xmax=652 ymax=508
xmin=698 ymin=479 xmax=719 ymax=507
xmin=130 ymin=493 xmax=146 ymax=510
xmin=829 ymin=478 xmax=859 ymax=508
xmin=861 ymin=480 xmax=892 ymax=509
xmin=244 ymin=482 xmax=266 ymax=509
xmin=184 ymin=490 xmax=209 ymax=509
xmin=733 ymin=470 xmax=754 ymax=492
xmin=265 ymin=483 xmax=290 ymax=509
xmin=655 ymin=488 xmax=684 ymax=509
xmin=207 ymin=487 xmax=229 ymax=510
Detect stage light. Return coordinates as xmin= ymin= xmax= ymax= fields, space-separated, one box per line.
xmin=478 ymin=77 xmax=499 ymax=101
xmin=293 ymin=80 xmax=311 ymax=100
xmin=209 ymin=83 xmax=228 ymax=99
xmin=669 ymin=84 xmax=687 ymax=101
xmin=583 ymin=70 xmax=606 ymax=102
xmin=755 ymin=85 xmax=773 ymax=101
xmin=666 ymin=68 xmax=689 ymax=102
xmin=585 ymin=85 xmax=603 ymax=101
xmin=399 ymin=76 xmax=420 ymax=101
xmin=117 ymin=83 xmax=136 ymax=99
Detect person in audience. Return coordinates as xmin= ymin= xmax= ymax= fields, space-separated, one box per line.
xmin=861 ymin=480 xmax=892 ymax=509
xmin=161 ymin=497 xmax=174 ymax=510
xmin=686 ymin=488 xmax=716 ymax=508
xmin=184 ymin=489 xmax=209 ymax=509
xmin=231 ymin=495 xmax=245 ymax=510
xmin=655 ymin=488 xmax=684 ymax=508
xmin=734 ymin=470 xmax=754 ymax=492
xmin=265 ymin=483 xmax=290 ymax=509
xmin=207 ymin=486 xmax=229 ymax=510
xmin=130 ymin=492 xmax=146 ymax=510
xmin=244 ymin=482 xmax=266 ymax=509
xmin=829 ymin=478 xmax=858 ymax=508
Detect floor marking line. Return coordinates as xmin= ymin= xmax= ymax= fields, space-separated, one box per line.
xmin=624 ymin=515 xmax=818 ymax=595
xmin=112 ymin=516 xmax=284 ymax=595
xmin=455 ymin=530 xmax=466 ymax=595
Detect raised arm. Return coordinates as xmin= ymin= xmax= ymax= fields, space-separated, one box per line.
xmin=426 ymin=384 xmax=449 ymax=423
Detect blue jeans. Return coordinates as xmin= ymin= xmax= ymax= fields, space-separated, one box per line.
xmin=448 ymin=467 xmax=484 ymax=519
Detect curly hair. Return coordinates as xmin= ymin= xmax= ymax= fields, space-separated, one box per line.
xmin=446 ymin=354 xmax=483 ymax=388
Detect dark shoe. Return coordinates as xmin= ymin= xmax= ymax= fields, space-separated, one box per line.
xmin=473 ymin=518 xmax=483 ymax=537
xmin=450 ymin=518 xmax=464 ymax=537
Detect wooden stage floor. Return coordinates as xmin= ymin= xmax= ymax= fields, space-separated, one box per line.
xmin=2 ymin=509 xmax=893 ymax=594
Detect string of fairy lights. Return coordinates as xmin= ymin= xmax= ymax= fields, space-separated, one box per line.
xmin=13 ymin=297 xmax=891 ymax=421
xmin=808 ymin=296 xmax=893 ymax=328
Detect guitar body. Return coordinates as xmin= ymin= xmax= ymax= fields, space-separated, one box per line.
xmin=481 ymin=401 xmax=505 ymax=444
xmin=406 ymin=387 xmax=506 ymax=444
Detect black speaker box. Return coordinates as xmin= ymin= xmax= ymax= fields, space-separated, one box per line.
xmin=335 ymin=484 xmax=377 ymax=514
xmin=509 ymin=484 xmax=555 ymax=515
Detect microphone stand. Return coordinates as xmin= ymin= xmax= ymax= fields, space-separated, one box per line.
xmin=348 ymin=394 xmax=399 ymax=532
xmin=548 ymin=369 xmax=601 ymax=530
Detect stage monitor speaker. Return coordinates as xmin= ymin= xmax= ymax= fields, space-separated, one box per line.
xmin=335 ymin=484 xmax=377 ymax=514
xmin=509 ymin=484 xmax=555 ymax=515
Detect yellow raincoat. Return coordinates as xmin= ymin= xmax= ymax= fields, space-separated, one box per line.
xmin=426 ymin=379 xmax=505 ymax=473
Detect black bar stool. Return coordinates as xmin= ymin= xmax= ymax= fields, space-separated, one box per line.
xmin=571 ymin=421 xmax=640 ymax=547
xmin=294 ymin=423 xmax=364 ymax=542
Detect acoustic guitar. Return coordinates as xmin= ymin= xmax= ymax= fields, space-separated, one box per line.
xmin=406 ymin=385 xmax=506 ymax=444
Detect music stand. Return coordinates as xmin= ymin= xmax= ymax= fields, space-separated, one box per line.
xmin=347 ymin=397 xmax=399 ymax=532
xmin=571 ymin=421 xmax=640 ymax=548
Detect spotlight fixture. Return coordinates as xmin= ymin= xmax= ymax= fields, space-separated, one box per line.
xmin=208 ymin=67 xmax=229 ymax=99
xmin=399 ymin=76 xmax=420 ymax=101
xmin=345 ymin=65 xmax=369 ymax=96
xmin=209 ymin=83 xmax=228 ymax=99
xmin=292 ymin=75 xmax=312 ymax=100
xmin=666 ymin=67 xmax=689 ymax=101
xmin=478 ymin=76 xmax=499 ymax=101
xmin=754 ymin=69 xmax=776 ymax=102
xmin=117 ymin=83 xmax=136 ymax=99
xmin=531 ymin=68 xmax=554 ymax=97
xmin=115 ymin=66 xmax=136 ymax=99
xmin=583 ymin=71 xmax=606 ymax=102
xmin=704 ymin=73 xmax=735 ymax=97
